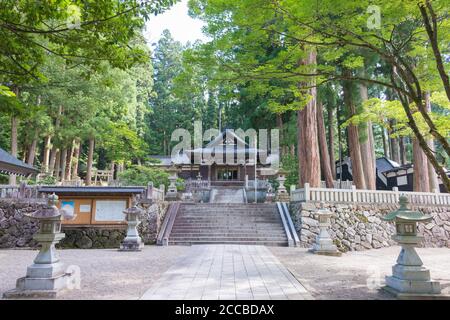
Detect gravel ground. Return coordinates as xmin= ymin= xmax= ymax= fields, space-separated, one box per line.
xmin=270 ymin=246 xmax=450 ymax=300
xmin=0 ymin=246 xmax=189 ymax=300
xmin=1 ymin=245 xmax=449 ymax=300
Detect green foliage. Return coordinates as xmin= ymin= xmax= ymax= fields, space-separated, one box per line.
xmin=117 ymin=165 xmax=170 ymax=188
xmin=101 ymin=121 xmax=148 ymax=164
xmin=281 ymin=154 xmax=299 ymax=189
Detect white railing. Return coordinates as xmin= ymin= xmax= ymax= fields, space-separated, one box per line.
xmin=320 ymin=180 xmax=353 ymax=189
xmin=291 ymin=183 xmax=450 ymax=206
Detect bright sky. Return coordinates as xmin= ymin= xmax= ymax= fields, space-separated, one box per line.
xmin=144 ymin=0 xmax=208 ymax=46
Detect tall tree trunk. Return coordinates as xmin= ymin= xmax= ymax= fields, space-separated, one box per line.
xmin=276 ymin=114 xmax=283 ymax=156
xmin=425 ymin=92 xmax=439 ymax=191
xmin=42 ymin=136 xmax=51 ymax=173
xmin=86 ymin=138 xmax=95 ymax=186
xmin=326 ymin=104 xmax=336 ymax=178
xmin=71 ymin=140 xmax=80 ymax=180
xmin=9 ymin=115 xmax=18 ymax=185
xmin=65 ymin=140 xmax=75 ymax=181
xmin=27 ymin=138 xmax=37 ymax=166
xmin=297 ymin=49 xmax=321 ymax=188
xmin=343 ymin=71 xmax=366 ymax=189
xmin=54 ymin=150 xmax=61 ymax=181
xmin=359 ymin=82 xmax=376 ymax=190
xmin=399 ymin=137 xmax=407 ymax=165
xmin=49 ymin=147 xmax=58 ymax=176
xmin=60 ymin=148 xmax=67 ymax=182
xmin=388 ymin=120 xmax=400 ymax=163
xmin=317 ymin=102 xmax=334 ymax=188
xmin=381 ymin=127 xmax=389 ymax=158
xmin=413 ymin=138 xmax=430 ymax=192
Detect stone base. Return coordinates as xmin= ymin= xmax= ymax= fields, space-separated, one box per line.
xmin=3 ymin=288 xmax=61 ymax=299
xmin=309 ymin=248 xmax=342 ymax=256
xmin=120 ymin=240 xmax=144 ymax=251
xmin=385 ymin=275 xmax=441 ymax=295
xmin=382 ymin=286 xmax=450 ymax=300
xmin=3 ymin=272 xmax=75 ymax=299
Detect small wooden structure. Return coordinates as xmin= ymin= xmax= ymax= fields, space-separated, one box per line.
xmin=38 ymin=186 xmax=147 ymax=227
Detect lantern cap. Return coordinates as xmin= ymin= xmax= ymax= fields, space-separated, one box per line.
xmin=123 ymin=205 xmax=143 ymax=215
xmin=28 ymin=193 xmax=61 ymax=219
xmin=383 ymin=195 xmax=432 ymax=222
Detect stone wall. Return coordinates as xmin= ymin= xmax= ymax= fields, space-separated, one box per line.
xmin=0 ymin=199 xmax=169 ymax=249
xmin=0 ymin=200 xmax=43 ymax=248
xmin=290 ymin=201 xmax=449 ymax=252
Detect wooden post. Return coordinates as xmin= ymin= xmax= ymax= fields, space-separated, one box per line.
xmin=433 ymin=188 xmax=439 ymax=205
xmin=393 ymin=187 xmax=399 ymax=203
xmin=19 ymin=181 xmax=26 ymax=198
xmin=351 ymin=185 xmax=357 ymax=203
xmin=147 ymin=182 xmax=153 ymax=200
xmin=304 ymin=183 xmax=310 ymax=202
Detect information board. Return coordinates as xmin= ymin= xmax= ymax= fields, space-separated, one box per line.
xmin=94 ymin=200 xmax=127 ymax=222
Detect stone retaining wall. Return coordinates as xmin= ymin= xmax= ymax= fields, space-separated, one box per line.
xmin=0 ymin=199 xmax=169 ymax=249
xmin=289 ymin=202 xmax=449 ymax=252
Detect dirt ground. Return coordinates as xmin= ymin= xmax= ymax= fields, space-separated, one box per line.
xmin=270 ymin=246 xmax=450 ymax=300
xmin=1 ymin=245 xmax=449 ymax=300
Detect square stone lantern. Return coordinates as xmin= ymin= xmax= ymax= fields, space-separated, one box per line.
xmin=309 ymin=202 xmax=341 ymax=256
xmin=165 ymin=164 xmax=180 ymax=201
xmin=3 ymin=194 xmax=78 ymax=298
xmin=120 ymin=205 xmax=144 ymax=251
xmin=382 ymin=195 xmax=446 ymax=299
xmin=275 ymin=169 xmax=290 ymax=202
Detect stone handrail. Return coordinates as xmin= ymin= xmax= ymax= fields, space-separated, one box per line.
xmin=157 ymin=202 xmax=180 ymax=246
xmin=291 ymin=183 xmax=450 ymax=206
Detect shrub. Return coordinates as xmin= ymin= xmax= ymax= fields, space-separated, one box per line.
xmin=118 ymin=165 xmax=179 ymax=190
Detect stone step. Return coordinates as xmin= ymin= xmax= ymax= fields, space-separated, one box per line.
xmin=168 ymin=202 xmax=287 ymax=247
xmin=172 ymin=222 xmax=283 ymax=227
xmin=180 ymin=208 xmax=275 ymax=214
xmin=170 ymin=232 xmax=287 ymax=237
xmin=169 ymin=236 xmax=288 ymax=241
xmin=171 ymin=226 xmax=286 ymax=231
xmin=180 ymin=205 xmax=276 ymax=209
xmin=181 ymin=208 xmax=277 ymax=211
xmin=168 ymin=240 xmax=288 ymax=246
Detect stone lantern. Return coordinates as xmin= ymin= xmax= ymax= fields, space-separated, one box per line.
xmin=120 ymin=205 xmax=144 ymax=251
xmin=382 ymin=195 xmax=443 ymax=298
xmin=165 ymin=164 xmax=179 ymax=200
xmin=276 ymin=169 xmax=290 ymax=202
xmin=309 ymin=202 xmax=341 ymax=256
xmin=3 ymin=194 xmax=77 ymax=298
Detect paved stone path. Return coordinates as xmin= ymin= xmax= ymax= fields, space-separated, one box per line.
xmin=140 ymin=244 xmax=312 ymax=300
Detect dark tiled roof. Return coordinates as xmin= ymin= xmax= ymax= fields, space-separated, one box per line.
xmin=376 ymin=157 xmax=400 ymax=173
xmin=0 ymin=147 xmax=39 ymax=176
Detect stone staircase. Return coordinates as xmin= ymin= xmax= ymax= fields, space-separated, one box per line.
xmin=211 ymin=187 xmax=244 ymax=203
xmin=168 ymin=203 xmax=289 ymax=246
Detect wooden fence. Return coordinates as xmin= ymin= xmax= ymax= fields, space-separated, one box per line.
xmin=291 ymin=183 xmax=450 ymax=206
